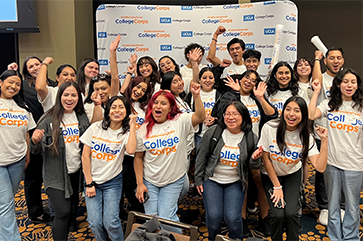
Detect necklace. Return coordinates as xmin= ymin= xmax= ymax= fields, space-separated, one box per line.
xmin=0 ymin=98 xmax=14 ymax=111
xmin=175 ymin=97 xmax=191 ymax=113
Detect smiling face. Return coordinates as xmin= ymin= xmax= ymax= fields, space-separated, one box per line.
xmin=84 ymin=62 xmax=99 ymax=81
xmin=0 ymin=75 xmax=21 ymax=99
xmin=240 ymin=73 xmax=257 ymax=95
xmin=244 ymin=57 xmax=260 ymax=71
xmin=26 ymin=58 xmax=41 ymax=79
xmin=61 ymin=86 xmax=79 ymax=113
xmin=131 ymin=82 xmax=147 ymax=102
xmin=200 ymin=71 xmax=215 ymax=92
xmin=228 ymin=43 xmax=243 ymax=64
xmin=324 ymin=50 xmax=344 ymax=76
xmin=56 ymin=67 xmax=76 ymax=85
xmin=224 ymin=105 xmax=243 ymax=134
xmin=109 ymin=99 xmax=126 ymax=124
xmin=275 ymin=66 xmax=291 ymax=89
xmin=170 ymin=75 xmax=184 ymax=96
xmin=139 ymin=61 xmax=153 ymax=79
xmin=284 ymin=101 xmax=302 ymax=131
xmin=159 ymin=57 xmax=176 ymax=74
xmin=152 ymin=95 xmax=171 ymax=124
xmin=339 ymin=73 xmax=358 ymax=101
xmin=296 ymin=60 xmax=311 ymax=79
xmin=93 ymin=80 xmax=111 ymax=104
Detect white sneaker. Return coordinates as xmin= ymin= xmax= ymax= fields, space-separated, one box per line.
xmin=340 ymin=209 xmax=345 ymax=222
xmin=319 ymin=209 xmax=328 ymax=225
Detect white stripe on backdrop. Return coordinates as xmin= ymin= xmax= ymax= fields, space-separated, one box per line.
xmin=96 ymin=1 xmax=297 ymax=83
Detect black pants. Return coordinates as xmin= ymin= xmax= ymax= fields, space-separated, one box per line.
xmin=46 ymin=170 xmax=80 ymax=241
xmin=24 ymin=153 xmax=45 ymax=219
xmin=122 ymin=155 xmax=144 ymax=212
xmin=261 ymin=170 xmax=301 ymax=241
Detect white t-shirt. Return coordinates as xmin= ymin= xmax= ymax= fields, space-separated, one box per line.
xmin=322 ymin=72 xmax=334 ymax=99
xmin=80 ymin=121 xmax=129 ymax=184
xmin=298 ymin=81 xmax=311 ymax=105
xmin=133 ymin=101 xmax=146 ymax=130
xmin=317 ymin=99 xmax=363 ymax=171
xmin=221 ymin=62 xmax=246 ymax=78
xmin=84 ymin=102 xmax=105 ymax=122
xmin=180 ymin=64 xmax=206 ymax=94
xmin=196 ymin=89 xmax=216 ymax=137
xmin=240 ymin=95 xmax=260 ymax=136
xmin=0 ymin=99 xmax=36 ymax=165
xmin=210 ymin=129 xmax=244 ymax=184
xmin=258 ymin=122 xmax=319 ymax=176
xmin=175 ymin=96 xmax=194 ymax=154
xmin=61 ymin=112 xmax=81 ymax=173
xmin=153 ymin=82 xmax=161 ymax=95
xmin=267 ymin=90 xmax=294 ymax=116
xmin=136 ymin=113 xmax=194 ymax=187
xmin=38 ymin=86 xmax=58 ymax=113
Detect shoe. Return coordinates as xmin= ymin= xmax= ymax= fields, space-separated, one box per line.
xmin=319 ymin=209 xmax=328 ymax=226
xmin=341 ymin=209 xmax=345 ymax=222
xmin=259 ymin=217 xmax=271 ymax=237
xmin=69 ymin=218 xmax=78 ymax=232
xmin=30 ymin=213 xmax=52 ymax=225
xmin=188 ymin=183 xmax=196 ymax=195
xmin=242 ymin=218 xmax=251 ymax=238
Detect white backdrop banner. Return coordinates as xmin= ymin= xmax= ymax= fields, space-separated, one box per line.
xmin=96 ymin=1 xmax=297 ymax=82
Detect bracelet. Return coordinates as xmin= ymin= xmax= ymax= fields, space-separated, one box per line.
xmin=212 ymin=38 xmax=217 ymax=42
xmin=41 ymin=62 xmax=48 ymax=67
xmin=314 ymin=59 xmax=320 ymax=61
xmin=94 ymin=102 xmax=102 ymax=106
xmin=127 ymin=72 xmax=133 ymax=76
xmin=84 ymin=181 xmax=96 ymax=187
xmin=273 ymin=186 xmax=282 ymax=190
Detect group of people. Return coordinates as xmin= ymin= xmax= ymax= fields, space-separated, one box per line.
xmin=0 ymin=24 xmax=362 ymax=241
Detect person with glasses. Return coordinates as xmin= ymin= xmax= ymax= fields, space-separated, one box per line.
xmin=195 ymin=100 xmax=263 ymax=241
xmin=258 ymin=96 xmax=328 ymax=241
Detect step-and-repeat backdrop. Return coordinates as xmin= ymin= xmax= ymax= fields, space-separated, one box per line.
xmin=96 ymin=0 xmax=297 ymax=82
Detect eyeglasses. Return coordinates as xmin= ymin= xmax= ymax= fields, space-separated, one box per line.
xmin=223 ymin=112 xmax=240 ymax=118
xmin=91 ymin=73 xmax=110 ymax=81
xmin=244 ymin=75 xmax=257 ymax=83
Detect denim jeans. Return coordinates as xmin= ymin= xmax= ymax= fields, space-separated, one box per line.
xmin=143 ymin=174 xmax=185 ymax=234
xmin=324 ymin=165 xmax=363 ymax=241
xmin=194 ymin=134 xmax=202 ymax=152
xmin=85 ymin=172 xmax=124 ymax=241
xmin=0 ymin=157 xmax=25 ymax=241
xmin=202 ymin=179 xmax=245 ymax=241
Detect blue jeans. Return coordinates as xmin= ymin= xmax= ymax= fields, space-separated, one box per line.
xmin=324 ymin=165 xmax=363 ymax=241
xmin=143 ymin=174 xmax=185 ymax=234
xmin=194 ymin=134 xmax=202 ymax=152
xmin=85 ymin=172 xmax=124 ymax=241
xmin=202 ymin=179 xmax=245 ymax=241
xmin=0 ymin=157 xmax=25 ymax=241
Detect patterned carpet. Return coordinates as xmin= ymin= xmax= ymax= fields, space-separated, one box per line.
xmin=15 ymin=162 xmax=363 ymax=240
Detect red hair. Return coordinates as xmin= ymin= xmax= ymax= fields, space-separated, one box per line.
xmin=144 ymin=90 xmax=182 ymax=137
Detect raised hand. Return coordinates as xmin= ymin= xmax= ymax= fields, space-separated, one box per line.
xmin=220 ymin=59 xmax=232 ymax=68
xmin=223 ymin=75 xmax=240 ymax=91
xmin=189 ymin=48 xmax=203 ymax=63
xmin=129 ymin=114 xmax=137 ymax=126
xmin=253 ymin=81 xmax=267 ymax=100
xmin=90 ymin=90 xmax=101 ymax=105
xmin=311 ymin=79 xmax=321 ymax=92
xmin=43 ymin=57 xmax=53 ymax=66
xmin=127 ymin=64 xmax=136 ymax=74
xmin=315 ymin=50 xmax=324 ymax=61
xmin=316 ymin=126 xmax=328 ymax=140
xmin=190 ymin=81 xmax=201 ymax=96
xmin=215 ymin=26 xmax=226 ymax=36
xmin=7 ymin=62 xmax=18 ymax=71
xmin=110 ymin=35 xmax=121 ymax=52
xmin=129 ymin=53 xmax=138 ymax=67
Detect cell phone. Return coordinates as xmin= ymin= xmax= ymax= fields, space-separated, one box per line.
xmin=134 ymin=188 xmax=149 ymax=203
xmin=268 ymin=188 xmax=287 ymax=208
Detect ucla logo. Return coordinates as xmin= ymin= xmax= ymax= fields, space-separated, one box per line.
xmin=97 ymin=5 xmax=105 ymax=10
xmin=181 ymin=6 xmax=193 ymax=10
xmin=265 ymin=58 xmax=272 ymax=65
xmin=264 ymin=28 xmax=275 ymax=35
xmin=97 ymin=32 xmax=107 ymax=38
xmin=245 ymin=43 xmax=255 ymax=50
xmin=243 ymin=15 xmax=255 ymax=21
xmin=160 ymin=17 xmax=171 ymax=23
xmin=181 ymin=31 xmax=193 ymax=37
xmin=160 ymin=45 xmax=172 ymax=51
xmin=98 ymin=59 xmax=108 ymax=65
xmin=264 ymin=1 xmax=276 ymax=5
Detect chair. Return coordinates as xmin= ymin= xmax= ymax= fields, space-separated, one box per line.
xmin=125 ymin=211 xmax=198 ymax=241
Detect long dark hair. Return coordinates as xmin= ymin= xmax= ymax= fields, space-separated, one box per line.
xmin=160 ymin=71 xmax=186 ymax=99
xmin=0 ymin=70 xmax=29 ymax=112
xmin=77 ymin=58 xmax=99 ymax=95
xmin=123 ymin=76 xmax=152 ymax=112
xmin=41 ymin=82 xmax=85 ymax=154
xmin=84 ymin=74 xmax=111 ymax=105
xmin=267 ymin=61 xmax=299 ymax=96
xmin=293 ymin=57 xmax=313 ymax=81
xmin=136 ymin=56 xmax=160 ymax=90
xmin=218 ymin=101 xmax=252 ymax=133
xmin=276 ymin=96 xmax=311 ymax=164
xmin=158 ymin=55 xmax=180 ymax=78
xmin=102 ymin=95 xmax=131 ymax=135
xmin=240 ymin=70 xmax=263 ymax=97
xmin=328 ymin=68 xmax=363 ymax=112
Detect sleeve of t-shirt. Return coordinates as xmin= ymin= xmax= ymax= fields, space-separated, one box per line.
xmin=84 ymin=103 xmax=95 ymax=122
xmin=79 ymin=123 xmax=95 ymax=147
xmin=27 ymin=112 xmax=36 ymax=131
xmin=180 ymin=112 xmax=195 ymax=135
xmin=258 ymin=124 xmax=270 ymax=152
xmin=135 ymin=128 xmax=146 ymax=152
xmin=37 ymin=86 xmax=56 ymax=112
xmin=308 ymin=134 xmax=319 ymax=157
xmin=317 ymin=99 xmax=329 ymax=118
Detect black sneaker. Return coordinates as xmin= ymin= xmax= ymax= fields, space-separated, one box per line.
xmin=243 ymin=218 xmax=251 ymax=238
xmin=258 ymin=217 xmax=271 ymax=237
xmin=30 ymin=213 xmax=53 ymax=225
xmin=69 ymin=218 xmax=78 ymax=232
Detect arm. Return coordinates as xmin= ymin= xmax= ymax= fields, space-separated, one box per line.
xmin=35 ymin=57 xmax=53 ymax=101
xmin=309 ymin=126 xmax=328 ymax=172
xmin=126 ymin=115 xmax=137 ymax=155
xmin=254 ymin=81 xmax=275 ymax=116
xmin=81 ymin=145 xmax=96 ymax=197
xmin=190 ymin=82 xmax=206 ymax=127
xmin=25 ymin=132 xmax=31 ymax=171
xmin=312 ymin=51 xmax=324 ymax=86
xmin=262 ymin=151 xmax=285 ymax=208
xmin=134 ymin=151 xmax=148 ymax=203
xmin=110 ymin=35 xmax=121 ymax=97
xmin=207 ymin=26 xmax=226 ymax=67
xmin=87 ymin=91 xmax=103 ymax=123
xmin=308 ymin=79 xmax=323 ymax=120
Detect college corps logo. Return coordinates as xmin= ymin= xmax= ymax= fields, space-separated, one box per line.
xmin=202 ymin=16 xmax=233 ymax=24
xmin=245 ymin=43 xmax=255 ymax=50
xmin=138 ymin=30 xmax=170 ymax=38
xmin=117 ymin=44 xmax=149 ymax=53
xmin=286 ymin=43 xmax=297 ymax=51
xmin=223 ymin=29 xmax=253 ymax=37
xmin=115 ymin=17 xmax=148 ymax=25
xmin=136 ymin=5 xmax=170 ymax=11
xmin=264 ymin=28 xmax=275 ymax=35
